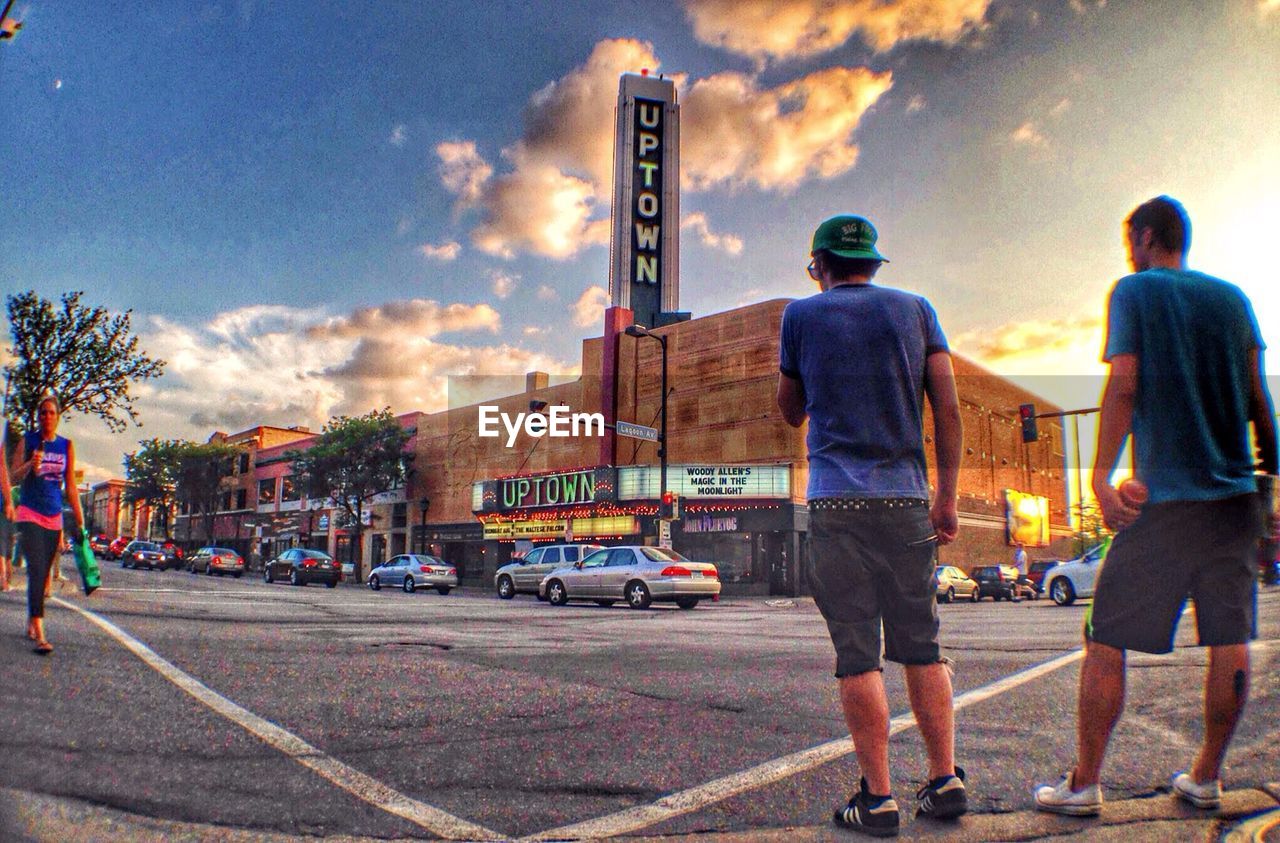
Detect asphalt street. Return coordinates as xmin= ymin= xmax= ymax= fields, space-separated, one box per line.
xmin=1 ymin=562 xmax=1277 ymax=841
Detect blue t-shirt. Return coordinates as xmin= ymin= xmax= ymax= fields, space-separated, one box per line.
xmin=1104 ymin=268 xmax=1266 ymax=504
xmin=19 ymin=432 xmax=70 ymax=519
xmin=780 ymin=284 xmax=949 ymax=499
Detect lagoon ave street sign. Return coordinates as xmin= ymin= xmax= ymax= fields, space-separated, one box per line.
xmin=616 ymin=420 xmax=659 ymax=442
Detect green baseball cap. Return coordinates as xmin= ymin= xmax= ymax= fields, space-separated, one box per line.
xmin=811 ymin=215 xmax=888 ymax=262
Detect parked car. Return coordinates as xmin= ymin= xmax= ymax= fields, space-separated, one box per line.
xmin=495 ymin=543 xmax=603 ymax=599
xmin=1043 ymin=544 xmax=1107 ymax=606
xmin=539 ymin=546 xmax=720 ymax=609
xmin=368 ymin=554 xmax=458 ymax=594
xmin=159 ymin=540 xmax=184 ymax=568
xmin=263 ymin=548 xmax=341 ymax=588
xmin=970 ymin=564 xmax=1022 ymax=601
xmin=935 ymin=565 xmax=979 ymax=603
xmin=106 ymin=536 xmax=133 ymax=560
xmin=188 ymin=546 xmax=245 ymax=577
xmin=89 ymin=534 xmax=112 ymax=555
xmin=1027 ymin=560 xmax=1059 ymax=593
xmin=121 ymin=540 xmax=171 ymax=570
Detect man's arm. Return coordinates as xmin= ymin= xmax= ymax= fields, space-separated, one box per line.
xmin=1247 ymin=348 xmax=1278 ymax=475
xmin=777 ymin=373 xmax=807 ymax=428
xmin=1092 ymin=353 xmax=1141 ymax=530
xmin=924 ymin=351 xmax=962 ymax=543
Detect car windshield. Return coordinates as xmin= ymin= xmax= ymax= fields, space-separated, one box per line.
xmin=640 ymin=547 xmax=690 ymax=562
xmin=299 ymin=550 xmax=332 ymax=560
xmin=134 ymin=542 xmax=161 ymax=551
xmin=210 ymin=548 xmax=237 ymax=555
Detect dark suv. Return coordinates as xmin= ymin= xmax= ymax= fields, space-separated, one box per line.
xmin=970 ymin=564 xmax=1021 ymax=601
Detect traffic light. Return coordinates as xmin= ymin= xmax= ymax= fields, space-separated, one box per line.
xmin=659 ymin=490 xmax=681 ymax=520
xmin=1019 ymin=403 xmax=1038 ymax=443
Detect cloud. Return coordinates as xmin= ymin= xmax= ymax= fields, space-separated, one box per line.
xmin=389 ymin=124 xmax=407 ymax=147
xmin=490 ymin=269 xmax=519 ymax=299
xmin=523 ymin=326 xmax=551 ymax=337
xmin=1049 ymin=98 xmax=1072 ymax=117
xmin=1260 ymin=0 xmax=1280 ymax=16
xmin=571 ymin=285 xmax=609 ymax=328
xmin=682 ymin=66 xmax=893 ymax=191
xmin=63 ymin=298 xmax=573 ymax=483
xmin=682 ymin=0 xmax=992 ymax=63
xmin=951 ymin=315 xmax=1104 ymax=372
xmin=536 ymin=285 xmax=559 ymax=301
xmin=436 ymin=140 xmax=493 ymax=204
xmin=418 ymin=241 xmax=461 ymax=261
xmin=1069 ymin=0 xmax=1108 ymax=14
xmin=441 ymin=39 xmax=891 ymax=258
xmin=1010 ymin=120 xmax=1048 ymax=148
xmin=682 ymin=212 xmax=744 ymax=255
xmin=906 ymin=94 xmax=927 ymax=113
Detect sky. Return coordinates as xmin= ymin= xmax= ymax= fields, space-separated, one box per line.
xmin=2 ymin=0 xmax=1279 ymax=487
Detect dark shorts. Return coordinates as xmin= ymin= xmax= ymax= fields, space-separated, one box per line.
xmin=0 ymin=519 xmax=12 ymax=557
xmin=1087 ymin=493 xmax=1262 ymax=655
xmin=806 ymin=499 xmax=940 ymax=677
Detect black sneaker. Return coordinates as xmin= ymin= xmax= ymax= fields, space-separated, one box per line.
xmin=916 ymin=766 xmax=967 ymax=820
xmin=833 ymin=777 xmax=900 ymax=837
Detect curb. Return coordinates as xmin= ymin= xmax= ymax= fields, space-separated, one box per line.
xmin=4 ymin=785 xmax=1278 ymax=842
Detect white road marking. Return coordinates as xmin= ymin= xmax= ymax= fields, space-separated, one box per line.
xmin=526 ymin=648 xmax=1086 ymax=841
xmin=50 ymin=597 xmax=504 ymax=841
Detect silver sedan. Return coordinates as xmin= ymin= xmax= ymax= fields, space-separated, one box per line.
xmin=368 ymin=554 xmax=458 ymax=595
xmin=538 ymin=546 xmax=720 ymax=610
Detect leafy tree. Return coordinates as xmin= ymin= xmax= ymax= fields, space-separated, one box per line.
xmin=3 ymin=291 xmax=165 ymax=430
xmin=123 ymin=438 xmax=184 ymax=540
xmin=174 ymin=441 xmax=243 ymax=544
xmin=288 ymin=409 xmax=411 ymax=581
xmin=1072 ymin=501 xmax=1111 ymax=557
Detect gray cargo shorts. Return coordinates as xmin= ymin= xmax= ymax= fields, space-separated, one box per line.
xmin=807 ymin=498 xmax=941 ymax=677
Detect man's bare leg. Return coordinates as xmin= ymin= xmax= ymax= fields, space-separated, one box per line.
xmin=1074 ymin=641 xmax=1126 ymax=787
xmin=905 ymin=661 xmax=956 ymax=780
xmin=840 ymin=670 xmax=891 ymax=795
xmin=1191 ymin=644 xmax=1249 ymax=783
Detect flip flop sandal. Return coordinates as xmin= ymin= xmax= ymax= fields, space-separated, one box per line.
xmin=34 ymin=641 xmax=53 ymax=655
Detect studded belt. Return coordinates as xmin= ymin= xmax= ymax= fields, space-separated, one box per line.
xmin=808 ymin=497 xmax=927 ymax=511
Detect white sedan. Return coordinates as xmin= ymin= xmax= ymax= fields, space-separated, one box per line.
xmin=1042 ymin=544 xmax=1106 ymax=606
xmin=539 ymin=546 xmax=720 ymax=610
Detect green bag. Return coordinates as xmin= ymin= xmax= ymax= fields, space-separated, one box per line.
xmin=72 ymin=530 xmax=101 ymax=596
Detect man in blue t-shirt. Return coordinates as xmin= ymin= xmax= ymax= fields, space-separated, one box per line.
xmin=1035 ymin=196 xmax=1277 ymax=817
xmin=778 ymin=214 xmax=965 ymax=835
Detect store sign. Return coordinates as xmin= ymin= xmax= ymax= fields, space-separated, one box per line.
xmin=1005 ymin=488 xmax=1050 ymax=547
xmin=682 ymin=515 xmax=740 ymax=533
xmin=618 ymin=465 xmax=790 ymax=500
xmin=475 ymin=467 xmax=616 ymax=513
xmin=483 ymin=516 xmax=638 ymax=541
xmin=317 ymin=514 xmax=330 ymax=531
xmin=632 ymin=97 xmax=664 ymax=289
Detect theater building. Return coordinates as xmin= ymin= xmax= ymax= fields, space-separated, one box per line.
xmin=410 ymin=298 xmax=1072 ymax=596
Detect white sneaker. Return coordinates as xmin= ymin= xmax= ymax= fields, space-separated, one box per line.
xmin=1034 ymin=770 xmax=1102 ymax=816
xmin=1172 ymin=772 xmax=1222 ymax=809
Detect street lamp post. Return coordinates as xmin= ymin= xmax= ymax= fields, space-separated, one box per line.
xmin=625 ymin=325 xmax=669 ymax=541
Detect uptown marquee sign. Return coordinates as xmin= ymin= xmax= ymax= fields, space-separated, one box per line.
xmin=474 ymin=467 xmax=617 ymax=514
xmin=609 ymin=72 xmax=680 ymax=330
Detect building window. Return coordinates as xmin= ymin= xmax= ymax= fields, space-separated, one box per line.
xmin=392 ymin=502 xmax=407 ymax=529
xmin=258 ymin=478 xmax=277 ymax=506
xmin=222 ymin=492 xmax=234 ymax=512
xmin=281 ymin=476 xmax=300 ymax=503
xmin=238 ymin=453 xmax=250 ymax=474
xmin=236 ymin=489 xmax=247 ymax=510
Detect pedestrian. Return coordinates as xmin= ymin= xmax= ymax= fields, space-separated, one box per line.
xmin=8 ymin=394 xmax=87 ymax=655
xmin=1011 ymin=541 xmax=1033 ymax=600
xmin=0 ymin=427 xmax=13 ymax=592
xmin=778 ymin=214 xmax=966 ymax=837
xmin=1034 ymin=196 xmax=1276 ymax=816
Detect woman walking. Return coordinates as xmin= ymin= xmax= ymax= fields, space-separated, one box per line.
xmin=9 ymin=395 xmax=84 ymax=655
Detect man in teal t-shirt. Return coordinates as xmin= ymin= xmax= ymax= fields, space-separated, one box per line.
xmin=1035 ymin=196 xmax=1277 ymax=818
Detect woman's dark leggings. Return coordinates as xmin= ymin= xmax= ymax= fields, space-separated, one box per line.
xmin=18 ymin=522 xmax=60 ymax=619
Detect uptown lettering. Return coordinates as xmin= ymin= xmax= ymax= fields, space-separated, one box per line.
xmin=633 ymin=99 xmax=663 ymax=286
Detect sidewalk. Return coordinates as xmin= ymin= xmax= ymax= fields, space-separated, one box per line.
xmin=3 ymin=784 xmax=1278 ymax=842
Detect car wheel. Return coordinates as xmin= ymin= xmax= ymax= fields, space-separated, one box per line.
xmin=369 ymin=575 xmax=381 ymax=591
xmin=626 ymin=580 xmax=652 ymax=610
xmin=325 ymin=580 xmax=336 ymax=589
xmin=264 ymin=567 xmax=273 ymax=584
xmin=547 ymin=579 xmax=568 ymax=606
xmin=402 ymin=576 xmax=416 ymax=594
xmin=206 ymin=566 xmax=214 ymax=576
xmin=435 ymin=586 xmax=451 ymax=595
xmin=970 ymin=587 xmax=980 ymax=602
xmin=497 ymin=576 xmax=515 ymax=600
xmin=1050 ymin=577 xmax=1076 ymax=606
xmin=675 ymin=596 xmax=699 ymax=610
xmin=944 ymin=587 xmax=955 ymax=604
xmin=290 ymin=569 xmax=302 ymax=587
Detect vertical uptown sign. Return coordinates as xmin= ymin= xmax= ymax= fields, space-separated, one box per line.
xmin=609 ymin=72 xmax=680 ymax=330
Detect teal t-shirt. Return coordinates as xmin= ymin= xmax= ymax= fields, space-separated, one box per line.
xmin=1104 ymin=268 xmax=1266 ymax=504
